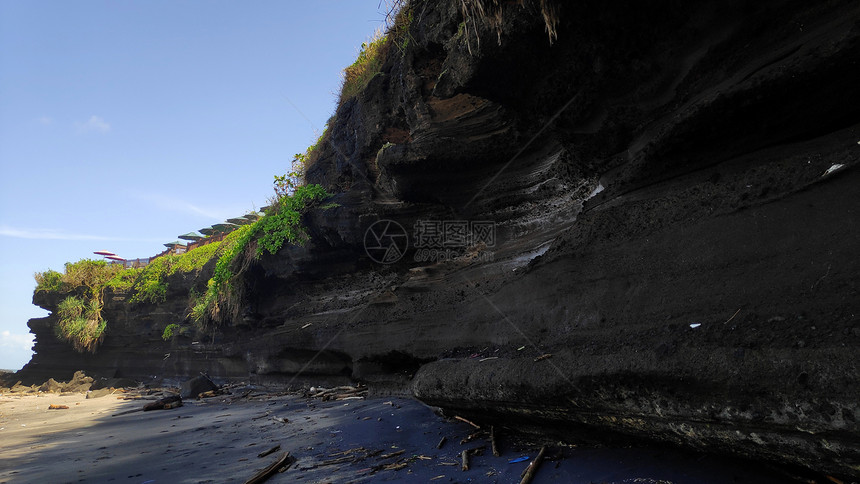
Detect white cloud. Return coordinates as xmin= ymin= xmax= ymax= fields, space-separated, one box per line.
xmin=130 ymin=191 xmax=233 ymax=221
xmin=75 ymin=115 xmax=111 ymax=134
xmin=0 ymin=225 xmax=121 ymax=241
xmin=0 ymin=330 xmax=34 ymax=351
xmin=0 ymin=330 xmax=34 ymax=370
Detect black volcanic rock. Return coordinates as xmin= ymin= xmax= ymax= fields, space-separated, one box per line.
xmin=180 ymin=375 xmax=218 ymax=399
xmin=14 ymin=0 xmax=860 ymax=478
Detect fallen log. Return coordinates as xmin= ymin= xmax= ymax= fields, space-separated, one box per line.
xmin=244 ymin=452 xmax=295 ymax=484
xmin=48 ymin=404 xmax=69 ymax=410
xmin=143 ymin=395 xmax=183 ymax=411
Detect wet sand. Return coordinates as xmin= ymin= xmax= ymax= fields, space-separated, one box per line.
xmin=0 ymin=391 xmax=799 ymax=483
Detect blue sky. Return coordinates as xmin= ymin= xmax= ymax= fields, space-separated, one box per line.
xmin=0 ymin=1 xmax=388 ymax=370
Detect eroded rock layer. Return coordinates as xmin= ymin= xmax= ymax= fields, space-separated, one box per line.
xmin=16 ymin=0 xmax=860 ymax=478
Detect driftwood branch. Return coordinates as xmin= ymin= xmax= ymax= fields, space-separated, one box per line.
xmin=437 ymin=436 xmax=447 ymax=449
xmin=308 ymin=385 xmax=368 ymax=401
xmin=377 ymin=449 xmax=405 ymax=460
xmin=460 ymin=430 xmax=483 ymax=444
xmin=454 ymin=415 xmax=480 ymax=429
xmin=519 ymin=446 xmax=547 ymax=484
xmin=460 ymin=445 xmax=486 ymax=472
xmin=257 ymin=444 xmax=280 ymax=458
xmin=143 ymin=395 xmax=182 ymax=411
xmin=244 ymin=452 xmax=295 ymax=484
xmin=490 ymin=426 xmax=500 ymax=457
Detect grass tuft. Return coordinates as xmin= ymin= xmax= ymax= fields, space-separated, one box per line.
xmin=55 ymin=295 xmax=106 ymax=352
xmin=339 ymin=29 xmax=389 ymax=104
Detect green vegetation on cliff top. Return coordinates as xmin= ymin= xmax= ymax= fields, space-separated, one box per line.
xmin=30 ymin=4 xmax=412 ymax=353
xmin=35 ymin=183 xmax=330 ymax=352
xmin=340 ymin=31 xmax=388 ymax=103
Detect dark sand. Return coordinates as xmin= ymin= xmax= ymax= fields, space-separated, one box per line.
xmin=1 ymin=390 xmax=798 ymax=483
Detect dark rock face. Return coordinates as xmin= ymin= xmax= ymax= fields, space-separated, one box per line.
xmin=16 ymin=0 xmax=860 ymax=478
xmin=18 ymin=274 xmax=248 ymax=386
xmin=180 ymin=374 xmax=218 ymax=399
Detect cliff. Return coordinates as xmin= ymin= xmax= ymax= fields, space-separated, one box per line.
xmin=14 ymin=0 xmax=860 ymax=478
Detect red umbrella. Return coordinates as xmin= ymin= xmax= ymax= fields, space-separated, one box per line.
xmin=106 ymin=255 xmax=126 ymax=261
xmin=94 ymin=250 xmax=116 ymax=256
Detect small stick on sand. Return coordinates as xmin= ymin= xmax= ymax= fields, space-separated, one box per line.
xmin=460 ymin=431 xmax=483 ymax=444
xmin=454 ymin=415 xmax=480 ymax=429
xmin=519 ymin=446 xmax=547 ymax=484
xmin=460 ymin=445 xmax=485 ymax=471
xmin=377 ymin=449 xmax=405 ymax=460
xmin=244 ymin=452 xmax=295 ymax=484
xmin=490 ymin=426 xmax=500 ymax=457
xmin=437 ymin=436 xmax=447 ymax=449
xmin=257 ymin=444 xmax=280 ymax=458
xmin=724 ymin=308 xmax=741 ymax=324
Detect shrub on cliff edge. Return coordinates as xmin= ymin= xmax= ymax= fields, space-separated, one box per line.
xmin=35 ymin=260 xmax=120 ymax=353
xmin=191 ymin=183 xmax=330 ymax=326
xmin=339 ymin=30 xmax=389 ymax=103
xmin=36 ymin=259 xmax=123 ymax=295
xmin=55 ymin=295 xmax=106 ymax=352
xmin=34 ymin=269 xmax=63 ymax=292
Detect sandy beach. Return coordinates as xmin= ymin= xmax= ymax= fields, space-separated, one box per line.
xmin=0 ymin=386 xmax=805 ymax=484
